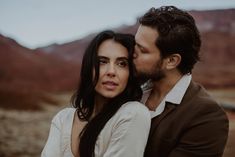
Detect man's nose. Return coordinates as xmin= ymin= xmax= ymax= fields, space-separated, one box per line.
xmin=133 ymin=46 xmax=138 ymax=59
xmin=133 ymin=52 xmax=137 ymax=59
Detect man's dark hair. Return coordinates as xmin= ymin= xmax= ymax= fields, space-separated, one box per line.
xmin=139 ymin=6 xmax=201 ymax=74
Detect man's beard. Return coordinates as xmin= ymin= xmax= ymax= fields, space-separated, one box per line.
xmin=135 ymin=60 xmax=165 ymax=85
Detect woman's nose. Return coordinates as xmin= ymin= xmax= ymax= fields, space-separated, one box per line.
xmin=106 ymin=64 xmax=116 ymax=77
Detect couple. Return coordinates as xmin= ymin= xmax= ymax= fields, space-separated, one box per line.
xmin=42 ymin=6 xmax=228 ymax=157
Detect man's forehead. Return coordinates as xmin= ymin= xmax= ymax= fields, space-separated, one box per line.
xmin=135 ymin=26 xmax=158 ymax=43
xmin=135 ymin=31 xmax=158 ymax=50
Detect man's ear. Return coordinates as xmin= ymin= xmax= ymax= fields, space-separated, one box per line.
xmin=165 ymin=54 xmax=181 ymax=70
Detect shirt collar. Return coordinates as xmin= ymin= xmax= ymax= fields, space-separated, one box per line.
xmin=165 ymin=74 xmax=192 ymax=104
xmin=141 ymin=74 xmax=192 ymax=118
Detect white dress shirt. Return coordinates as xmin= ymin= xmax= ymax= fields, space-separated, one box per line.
xmin=141 ymin=74 xmax=192 ymax=118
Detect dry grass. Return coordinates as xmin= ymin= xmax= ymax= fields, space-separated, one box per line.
xmin=209 ymin=89 xmax=235 ymax=106
xmin=223 ymin=115 xmax=235 ymax=157
xmin=209 ymin=89 xmax=235 ymax=157
xmin=0 ymin=92 xmax=73 ymax=157
xmin=0 ymin=106 xmax=59 ymax=157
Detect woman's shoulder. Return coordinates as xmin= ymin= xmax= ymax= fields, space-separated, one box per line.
xmin=121 ymin=101 xmax=149 ymax=112
xmin=117 ymin=101 xmax=150 ymax=119
xmin=107 ymin=101 xmax=151 ymax=133
xmin=52 ymin=107 xmax=76 ymax=125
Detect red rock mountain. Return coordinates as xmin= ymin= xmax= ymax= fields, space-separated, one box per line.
xmin=0 ymin=35 xmax=80 ymax=109
xmin=0 ymin=9 xmax=234 ymax=110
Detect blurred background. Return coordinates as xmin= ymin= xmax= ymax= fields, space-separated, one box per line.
xmin=0 ymin=0 xmax=235 ymax=156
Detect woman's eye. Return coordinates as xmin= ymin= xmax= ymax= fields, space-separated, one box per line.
xmin=99 ymin=59 xmax=107 ymax=65
xmin=117 ymin=61 xmax=128 ymax=67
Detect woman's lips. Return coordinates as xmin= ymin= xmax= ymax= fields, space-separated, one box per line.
xmin=102 ymin=81 xmax=118 ymax=90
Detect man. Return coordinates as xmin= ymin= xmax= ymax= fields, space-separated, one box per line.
xmin=134 ymin=6 xmax=229 ymax=157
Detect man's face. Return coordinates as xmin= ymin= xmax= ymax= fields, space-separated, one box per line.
xmin=134 ymin=25 xmax=165 ymax=82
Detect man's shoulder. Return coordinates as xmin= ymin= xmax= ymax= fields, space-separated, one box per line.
xmin=186 ymin=81 xmax=215 ymax=102
xmin=183 ymin=81 xmax=226 ymax=115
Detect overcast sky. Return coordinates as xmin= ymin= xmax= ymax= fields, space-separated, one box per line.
xmin=0 ymin=0 xmax=235 ymax=49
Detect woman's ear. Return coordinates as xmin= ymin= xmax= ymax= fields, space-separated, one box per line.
xmin=165 ymin=54 xmax=181 ymax=70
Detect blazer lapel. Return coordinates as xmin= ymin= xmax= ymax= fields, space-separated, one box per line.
xmin=149 ymin=103 xmax=176 ymax=136
xmin=149 ymin=81 xmax=198 ymax=136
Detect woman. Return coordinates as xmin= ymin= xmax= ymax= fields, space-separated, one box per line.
xmin=41 ymin=30 xmax=151 ymax=157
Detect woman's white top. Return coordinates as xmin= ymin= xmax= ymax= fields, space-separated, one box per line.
xmin=41 ymin=101 xmax=151 ymax=157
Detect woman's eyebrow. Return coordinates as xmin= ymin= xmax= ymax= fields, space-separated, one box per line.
xmin=117 ymin=57 xmax=128 ymax=60
xmin=97 ymin=56 xmax=109 ymax=59
xmin=116 ymin=57 xmax=128 ymax=61
xmin=98 ymin=56 xmax=128 ymax=60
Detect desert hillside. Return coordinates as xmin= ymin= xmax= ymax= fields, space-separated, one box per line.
xmin=0 ymin=9 xmax=234 ymax=110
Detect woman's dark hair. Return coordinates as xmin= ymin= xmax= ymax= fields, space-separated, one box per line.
xmin=139 ymin=6 xmax=201 ymax=74
xmin=71 ymin=30 xmax=142 ymax=157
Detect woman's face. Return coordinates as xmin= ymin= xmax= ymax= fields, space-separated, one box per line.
xmin=95 ymin=39 xmax=130 ymax=99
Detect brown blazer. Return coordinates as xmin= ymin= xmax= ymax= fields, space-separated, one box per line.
xmin=144 ymin=81 xmax=229 ymax=157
